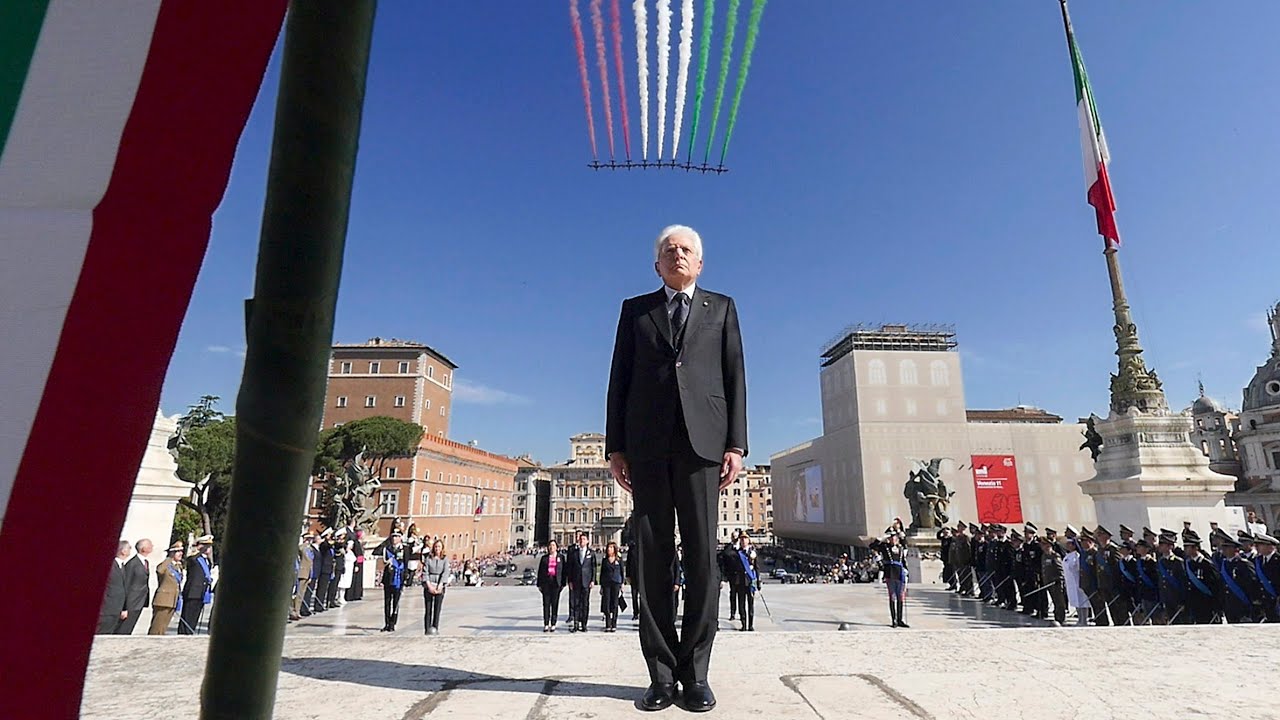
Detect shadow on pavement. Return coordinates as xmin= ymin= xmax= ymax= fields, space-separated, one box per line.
xmin=280 ymin=657 xmax=641 ymax=703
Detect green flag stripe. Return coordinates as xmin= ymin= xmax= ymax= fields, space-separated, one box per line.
xmin=0 ymin=0 xmax=52 ymax=162
xmin=685 ymin=0 xmax=715 ymax=161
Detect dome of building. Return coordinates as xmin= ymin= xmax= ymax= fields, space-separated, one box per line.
xmin=1192 ymin=393 xmax=1225 ymax=415
xmin=1242 ymin=355 xmax=1280 ymax=412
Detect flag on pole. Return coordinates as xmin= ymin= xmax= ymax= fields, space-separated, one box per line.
xmin=1060 ymin=0 xmax=1120 ymax=249
xmin=0 ymin=2 xmax=285 ymax=715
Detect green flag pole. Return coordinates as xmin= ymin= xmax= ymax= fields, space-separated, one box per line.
xmin=200 ymin=2 xmax=376 ymax=718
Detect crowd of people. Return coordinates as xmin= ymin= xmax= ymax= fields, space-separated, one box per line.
xmin=97 ymin=534 xmax=216 ymax=636
xmin=936 ymin=517 xmax=1280 ymax=626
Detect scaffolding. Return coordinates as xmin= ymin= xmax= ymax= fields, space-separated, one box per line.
xmin=820 ymin=323 xmax=957 ymax=367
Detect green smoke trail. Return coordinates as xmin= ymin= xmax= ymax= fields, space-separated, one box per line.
xmin=702 ymin=0 xmax=738 ymax=165
xmin=684 ymin=0 xmax=716 ymax=162
xmin=719 ymin=0 xmax=765 ymax=166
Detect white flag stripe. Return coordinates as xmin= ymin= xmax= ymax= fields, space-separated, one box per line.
xmin=0 ymin=0 xmax=161 ymax=526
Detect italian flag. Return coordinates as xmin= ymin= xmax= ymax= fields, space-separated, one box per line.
xmin=1061 ymin=1 xmax=1120 ymax=249
xmin=0 ymin=1 xmax=284 ymax=715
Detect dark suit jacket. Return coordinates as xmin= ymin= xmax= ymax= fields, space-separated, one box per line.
xmin=100 ymin=561 xmax=128 ymax=617
xmin=606 ymin=287 xmax=747 ymax=463
xmin=564 ymin=546 xmax=597 ymax=589
xmin=537 ymin=553 xmax=567 ymax=590
xmin=122 ymin=555 xmax=150 ymax=610
xmin=183 ymin=555 xmax=213 ymax=600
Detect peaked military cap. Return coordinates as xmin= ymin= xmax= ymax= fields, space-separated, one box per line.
xmin=1219 ymin=534 xmax=1241 ymax=548
xmin=1094 ymin=525 xmax=1112 ymax=537
xmin=1237 ymin=530 xmax=1256 ymax=542
xmin=1159 ymin=528 xmax=1176 ymax=536
xmin=1044 ymin=528 xmax=1058 ymax=536
xmin=1010 ymin=532 xmax=1023 ymax=542
xmin=1119 ymin=540 xmax=1135 ymax=551
xmin=1158 ymin=533 xmax=1177 ymax=545
xmin=1024 ymin=522 xmax=1038 ymax=534
xmin=1079 ymin=529 xmax=1095 ymax=541
xmin=167 ymin=542 xmax=185 ymax=553
xmin=1118 ymin=524 xmax=1134 ymax=534
xmin=969 ymin=523 xmax=980 ymax=533
xmin=1064 ymin=525 xmax=1078 ymax=537
xmin=1182 ymin=529 xmax=1202 ymax=545
xmin=1134 ymin=539 xmax=1152 ymax=550
xmin=1142 ymin=526 xmax=1156 ymax=537
xmin=1256 ymin=533 xmax=1278 ymax=545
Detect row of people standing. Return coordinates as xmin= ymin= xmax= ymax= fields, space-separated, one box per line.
xmin=98 ymin=534 xmax=216 ymax=635
xmin=377 ymin=532 xmax=450 ymax=633
xmin=291 ymin=527 xmax=366 ymax=622
xmin=536 ymin=533 xmax=629 ymax=632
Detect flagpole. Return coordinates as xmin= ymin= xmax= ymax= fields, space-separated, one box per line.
xmin=1058 ymin=0 xmax=1167 ymax=417
xmin=200 ymin=3 xmax=376 ymax=718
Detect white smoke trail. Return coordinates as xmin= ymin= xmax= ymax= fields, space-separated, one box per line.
xmin=656 ymin=0 xmax=671 ymax=160
xmin=671 ymin=0 xmax=694 ymax=160
xmin=633 ymin=0 xmax=649 ymax=160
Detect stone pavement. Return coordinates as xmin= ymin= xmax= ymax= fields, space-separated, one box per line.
xmin=84 ymin=623 xmax=1280 ymax=719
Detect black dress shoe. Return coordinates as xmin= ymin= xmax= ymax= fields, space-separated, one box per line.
xmin=640 ymin=682 xmax=677 ymax=711
xmin=681 ymin=681 xmax=716 ymax=712
xmin=898 ymin=621 xmax=910 ymax=628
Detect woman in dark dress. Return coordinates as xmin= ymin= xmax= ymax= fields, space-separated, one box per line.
xmin=537 ymin=540 xmax=567 ymax=632
xmin=599 ymin=542 xmax=625 ymax=632
xmin=880 ymin=533 xmax=910 ymax=628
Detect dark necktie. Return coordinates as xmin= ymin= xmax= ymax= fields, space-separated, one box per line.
xmin=670 ymin=292 xmax=689 ymax=343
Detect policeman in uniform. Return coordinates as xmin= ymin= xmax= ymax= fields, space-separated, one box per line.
xmin=938 ymin=527 xmax=955 ymax=591
xmin=1077 ymin=529 xmax=1099 ymax=623
xmin=1217 ymin=532 xmax=1262 ymax=624
xmin=951 ymin=523 xmax=974 ymax=597
xmin=1131 ymin=540 xmax=1160 ymax=624
xmin=1253 ymin=533 xmax=1280 ymax=622
xmin=1038 ymin=535 xmax=1066 ymax=625
xmin=1155 ymin=531 xmax=1187 ymax=624
xmin=1021 ymin=523 xmax=1045 ymax=618
xmin=1181 ymin=530 xmax=1220 ymax=624
xmin=1008 ymin=531 xmax=1026 ymax=612
xmin=1115 ymin=541 xmax=1140 ymax=624
xmin=968 ymin=523 xmax=984 ymax=599
xmin=1091 ymin=526 xmax=1122 ymax=626
xmin=991 ymin=525 xmax=1015 ymax=610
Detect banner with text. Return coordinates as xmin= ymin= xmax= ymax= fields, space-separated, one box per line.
xmin=970 ymin=455 xmax=1023 ymax=524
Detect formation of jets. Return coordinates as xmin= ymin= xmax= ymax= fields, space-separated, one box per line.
xmin=587 ymin=160 xmax=729 ymax=174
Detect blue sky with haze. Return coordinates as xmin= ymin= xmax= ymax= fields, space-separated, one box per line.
xmin=162 ymin=2 xmax=1280 ymax=464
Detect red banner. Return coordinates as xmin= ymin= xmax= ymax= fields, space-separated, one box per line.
xmin=970 ymin=455 xmax=1023 ymax=524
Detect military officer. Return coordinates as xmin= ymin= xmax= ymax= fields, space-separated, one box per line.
xmin=1181 ymin=531 xmax=1221 ymax=624
xmin=148 ymin=542 xmax=185 ymax=635
xmin=1217 ymin=533 xmax=1263 ymax=624
xmin=1155 ymin=531 xmax=1187 ymax=625
xmin=1021 ymin=523 xmax=1046 ymax=618
xmin=1252 ymin=533 xmax=1280 ymax=622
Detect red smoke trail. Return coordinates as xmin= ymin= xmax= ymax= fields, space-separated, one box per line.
xmin=590 ymin=0 xmax=615 ymax=159
xmin=610 ymin=0 xmax=631 ymax=160
xmin=569 ymin=0 xmax=597 ymax=159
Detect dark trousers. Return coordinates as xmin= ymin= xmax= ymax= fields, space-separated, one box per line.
xmin=734 ymin=587 xmax=754 ymax=629
xmin=383 ymin=585 xmax=402 ymax=628
xmin=630 ymin=439 xmax=720 ymax=686
xmin=602 ymin=582 xmax=621 ymax=628
xmin=570 ymin=584 xmax=591 ymax=628
xmin=1107 ymin=590 xmax=1132 ymax=625
xmin=887 ymin=578 xmax=906 ymax=625
xmin=96 ymin=614 xmax=123 ymax=635
xmin=1090 ymin=588 xmax=1111 ymax=625
xmin=326 ymin=573 xmax=341 ymax=606
xmin=117 ymin=609 xmax=142 ymax=635
xmin=178 ymin=599 xmax=204 ymax=634
xmin=996 ymin=572 xmax=1016 ymax=608
xmin=541 ymin=586 xmax=562 ymax=626
xmin=942 ymin=563 xmax=955 ymax=589
xmin=1186 ymin=594 xmax=1217 ymax=624
xmin=631 ymin=585 xmax=639 ymax=617
xmin=957 ymin=566 xmax=974 ymax=596
xmin=423 ymin=591 xmax=443 ymax=630
xmin=728 ymin=584 xmax=741 ymax=619
xmin=346 ymin=565 xmax=364 ymax=600
xmin=314 ymin=574 xmax=331 ymax=613
xmin=1048 ymin=583 xmax=1067 ymax=624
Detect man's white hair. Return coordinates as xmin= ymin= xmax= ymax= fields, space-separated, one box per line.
xmin=654 ymin=224 xmax=704 ymax=262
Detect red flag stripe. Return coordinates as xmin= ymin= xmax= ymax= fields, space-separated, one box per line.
xmin=0 ymin=2 xmax=285 ymax=716
xmin=1089 ymin=161 xmax=1120 ymax=248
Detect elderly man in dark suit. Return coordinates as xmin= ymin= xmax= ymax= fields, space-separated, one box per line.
xmin=607 ymin=224 xmax=747 ymax=713
xmin=117 ymin=538 xmax=152 ymax=634
xmin=98 ymin=541 xmax=133 ymax=634
xmin=564 ymin=531 xmax=597 ymax=633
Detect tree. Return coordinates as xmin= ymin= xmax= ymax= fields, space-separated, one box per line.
xmin=169 ymin=395 xmax=236 ymax=545
xmin=313 ymin=416 xmax=424 ymax=531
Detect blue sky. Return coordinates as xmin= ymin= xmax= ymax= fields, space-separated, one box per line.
xmin=162 ymin=2 xmax=1280 ymax=465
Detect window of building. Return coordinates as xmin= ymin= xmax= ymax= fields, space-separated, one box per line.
xmin=336 ymin=396 xmax=348 ymax=408
xmin=569 ymin=486 xmax=577 ymax=498
xmin=427 ymin=365 xmax=435 ymax=379
xmin=594 ymin=510 xmax=602 ymax=523
xmin=930 ymin=360 xmax=949 ymax=387
xmin=936 ymin=398 xmax=948 ymax=416
xmin=441 ymin=405 xmax=447 ymax=417
xmin=423 ymin=398 xmax=431 ymax=410
xmin=1272 ymin=450 xmax=1280 ymax=469
xmin=365 ymin=396 xmax=376 ymax=408
xmin=310 ymin=487 xmax=323 ymax=508
xmin=899 ymin=360 xmax=918 ymax=385
xmin=398 ymin=361 xmax=410 ymax=374
xmin=385 ymin=467 xmax=396 ymax=479
xmin=421 ymin=491 xmax=428 ymax=513
xmin=340 ymin=361 xmax=352 ymax=374
xmin=556 ymin=510 xmax=564 ymax=523
xmin=378 ymin=490 xmax=399 ymax=516
xmin=424 ymin=469 xmax=431 ymax=481
xmin=369 ymin=361 xmax=380 ymax=374
xmin=867 ymin=359 xmax=887 ymax=386
xmin=875 ymin=398 xmax=887 ymax=416
xmin=435 ymin=494 xmax=442 ymax=514
xmin=1048 ymin=458 xmax=1061 ymax=475
xmin=881 ymin=458 xmax=892 ymax=474
xmin=394 ymin=395 xmax=406 ymax=407
xmin=905 ymin=398 xmax=918 ymax=416
xmin=568 ymin=510 xmax=576 ymax=523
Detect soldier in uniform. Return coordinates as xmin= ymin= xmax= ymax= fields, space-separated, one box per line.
xmin=938 ymin=527 xmax=955 ymax=591
xmin=1253 ymin=533 xmax=1280 ymax=622
xmin=312 ymin=528 xmax=335 ymax=614
xmin=990 ymin=526 xmax=1015 ymax=609
xmin=974 ymin=526 xmax=993 ymax=602
xmin=1115 ymin=541 xmax=1140 ymax=624
xmin=292 ymin=531 xmax=315 ymax=621
xmin=1009 ymin=531 xmax=1026 ymax=613
xmin=1118 ymin=524 xmax=1135 ymax=545
xmin=1022 ymin=524 xmax=1046 ymax=618
xmin=1131 ymin=540 xmax=1160 ymax=625
xmin=1092 ymin=526 xmax=1127 ymax=626
xmin=968 ymin=523 xmax=984 ymax=599
xmin=879 ymin=533 xmax=910 ymax=628
xmin=1077 ymin=530 xmax=1099 ymax=624
xmin=1217 ymin=533 xmax=1263 ymax=624
xmin=950 ymin=523 xmax=974 ymax=597
xmin=1038 ymin=535 xmax=1066 ymax=625
xmin=148 ymin=542 xmax=185 ymax=635
xmin=1155 ymin=531 xmax=1187 ymax=624
xmin=1181 ymin=530 xmax=1221 ymax=624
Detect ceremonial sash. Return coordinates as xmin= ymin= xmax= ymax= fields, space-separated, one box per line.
xmin=1134 ymin=561 xmax=1155 ymax=589
xmin=1155 ymin=558 xmax=1181 ymax=593
xmin=1255 ymin=557 xmax=1277 ymax=598
xmin=1221 ymin=562 xmax=1250 ymax=605
xmin=1184 ymin=560 xmax=1214 ymax=598
xmin=171 ymin=563 xmax=184 ymax=612
xmin=1118 ymin=559 xmax=1137 ymax=585
xmin=197 ymin=556 xmax=213 ymax=604
xmin=738 ymin=550 xmax=758 ymax=592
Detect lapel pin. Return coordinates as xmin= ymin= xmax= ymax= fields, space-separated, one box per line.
xmin=702 ymin=301 xmax=709 ymax=307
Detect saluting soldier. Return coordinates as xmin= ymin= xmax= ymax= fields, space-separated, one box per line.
xmin=950 ymin=523 xmax=974 ymax=597
xmin=1216 ymin=532 xmax=1263 ymax=624
xmin=938 ymin=527 xmax=955 ymax=591
xmin=148 ymin=542 xmax=185 ymax=635
xmin=292 ymin=531 xmax=315 ymax=621
xmin=1181 ymin=530 xmax=1221 ymax=624
xmin=1253 ymin=533 xmax=1280 ymax=622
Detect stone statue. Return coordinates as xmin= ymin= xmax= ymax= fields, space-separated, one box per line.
xmin=1079 ymin=415 xmax=1104 ymax=461
xmin=904 ymin=458 xmax=953 ymax=531
xmin=324 ymin=447 xmax=382 ymax=531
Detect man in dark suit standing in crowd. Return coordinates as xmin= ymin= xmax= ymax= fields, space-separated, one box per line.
xmin=607 ymin=224 xmax=748 ymax=712
xmin=117 ymin=538 xmax=152 ymax=634
xmin=98 ymin=541 xmax=133 ymax=634
xmin=565 ymin=531 xmax=597 ymax=633
xmin=180 ymin=535 xmax=215 ymax=634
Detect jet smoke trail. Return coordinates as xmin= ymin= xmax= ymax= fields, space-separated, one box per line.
xmin=719 ymin=0 xmax=765 ymax=165
xmin=656 ymin=0 xmax=672 ymax=160
xmin=590 ymin=0 xmax=615 ymax=159
xmin=570 ymin=0 xmax=597 ymax=158
xmin=670 ymin=0 xmax=694 ymax=159
xmin=611 ymin=0 xmax=631 ymax=160
xmin=703 ymin=0 xmax=738 ymax=164
xmin=633 ymin=0 xmax=649 ymax=160
xmin=685 ymin=0 xmax=715 ymax=162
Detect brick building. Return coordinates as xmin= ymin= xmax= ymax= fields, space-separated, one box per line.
xmin=311 ymin=338 xmax=518 ymax=558
xmin=717 ymin=464 xmax=773 ymax=544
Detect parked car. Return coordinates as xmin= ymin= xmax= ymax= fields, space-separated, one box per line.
xmin=494 ymin=565 xmax=509 ymax=577
xmin=771 ymin=568 xmax=788 ymax=580
xmin=521 ymin=568 xmax=536 ymax=585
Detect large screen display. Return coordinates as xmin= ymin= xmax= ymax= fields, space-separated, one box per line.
xmin=970 ymin=454 xmax=1023 ymax=524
